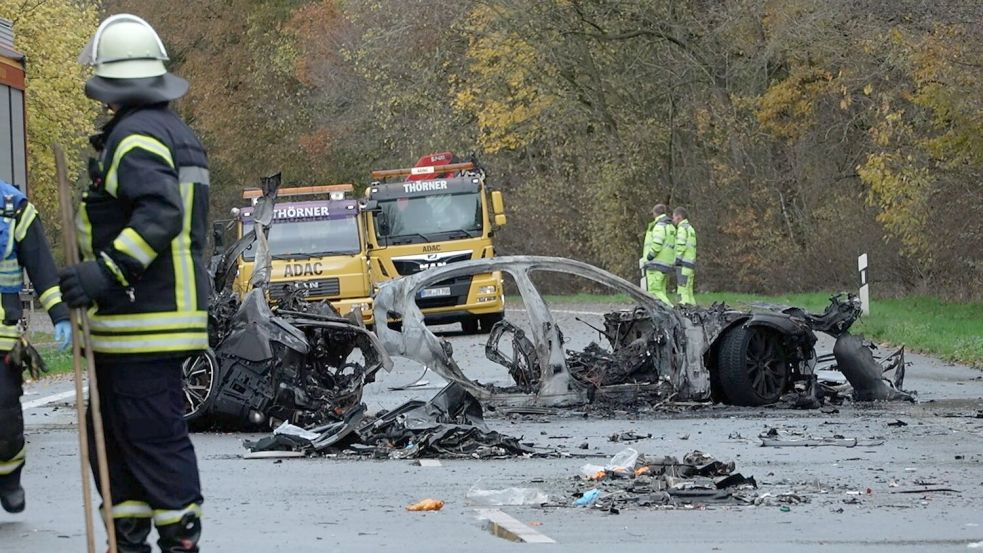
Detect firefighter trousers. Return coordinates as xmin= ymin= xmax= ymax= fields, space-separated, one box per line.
xmin=0 ymin=356 xmax=25 ymax=492
xmin=89 ymin=356 xmax=203 ymax=551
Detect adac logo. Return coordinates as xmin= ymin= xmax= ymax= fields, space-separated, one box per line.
xmin=283 ymin=262 xmax=324 ymax=277
xmin=422 ymin=244 xmax=441 ymax=253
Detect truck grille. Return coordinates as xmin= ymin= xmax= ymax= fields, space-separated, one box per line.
xmin=392 ymin=252 xmax=473 ymax=276
xmin=415 ymin=275 xmax=474 ymax=309
xmin=268 ymin=277 xmax=341 ymax=300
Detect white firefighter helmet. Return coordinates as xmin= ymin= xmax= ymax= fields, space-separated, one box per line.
xmin=79 ymin=14 xmax=188 ymax=105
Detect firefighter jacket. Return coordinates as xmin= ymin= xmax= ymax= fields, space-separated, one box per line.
xmin=644 ymin=214 xmax=676 ymax=273
xmin=0 ymin=181 xmax=69 ymax=351
xmin=79 ymin=104 xmax=209 ymax=358
xmin=674 ymin=219 xmax=697 ymax=270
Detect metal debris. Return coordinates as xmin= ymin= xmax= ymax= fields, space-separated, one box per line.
xmin=244 ymin=383 xmax=536 ymax=459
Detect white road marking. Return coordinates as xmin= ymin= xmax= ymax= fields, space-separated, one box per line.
xmin=22 ymin=388 xmax=84 ymax=411
xmin=417 ymin=459 xmax=442 ymax=467
xmin=505 ymin=308 xmax=604 ymax=317
xmin=475 ymin=508 xmax=555 ymax=544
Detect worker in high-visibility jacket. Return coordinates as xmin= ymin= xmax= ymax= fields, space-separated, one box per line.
xmin=641 ymin=204 xmax=676 ymax=305
xmin=59 ymin=14 xmax=208 ymax=552
xmin=673 ymin=206 xmax=697 ymax=305
xmin=0 ymin=180 xmax=72 ymax=514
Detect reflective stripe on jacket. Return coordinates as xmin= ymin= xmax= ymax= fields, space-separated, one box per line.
xmin=675 ymin=219 xmax=697 ymax=269
xmin=80 ymin=104 xmax=209 ymax=357
xmin=0 ymin=181 xmax=68 ymax=351
xmin=645 ymin=214 xmax=677 ymax=271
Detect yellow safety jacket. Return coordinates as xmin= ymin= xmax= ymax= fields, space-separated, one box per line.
xmin=644 ymin=214 xmax=676 ymax=273
xmin=675 ymin=218 xmax=697 ymax=270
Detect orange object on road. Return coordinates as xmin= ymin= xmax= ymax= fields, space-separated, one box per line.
xmin=635 ymin=466 xmax=651 ymax=477
xmin=406 ymin=498 xmax=445 ymax=511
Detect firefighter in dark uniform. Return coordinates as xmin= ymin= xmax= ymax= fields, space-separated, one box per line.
xmin=0 ymin=180 xmax=72 ymax=513
xmin=59 ymin=14 xmax=209 ymax=552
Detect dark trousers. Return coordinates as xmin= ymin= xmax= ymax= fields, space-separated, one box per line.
xmin=0 ymin=356 xmax=25 ymax=490
xmin=88 ymin=356 xmax=203 ymax=528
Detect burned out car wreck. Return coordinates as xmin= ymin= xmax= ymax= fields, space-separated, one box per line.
xmin=182 ymin=177 xmax=393 ymax=430
xmin=373 ymin=256 xmax=909 ymax=409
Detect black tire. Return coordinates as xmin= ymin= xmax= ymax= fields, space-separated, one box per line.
xmin=716 ymin=326 xmax=788 ymax=406
xmin=182 ymin=350 xmax=219 ymax=422
xmin=478 ymin=312 xmax=505 ymax=333
xmin=460 ymin=317 xmax=480 ymax=334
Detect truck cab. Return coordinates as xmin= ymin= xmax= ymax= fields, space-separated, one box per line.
xmin=232 ymin=184 xmax=374 ymax=324
xmin=364 ymin=152 xmax=507 ymax=333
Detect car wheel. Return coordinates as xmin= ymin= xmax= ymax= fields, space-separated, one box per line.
xmin=182 ymin=350 xmax=218 ymax=421
xmin=716 ymin=326 xmax=788 ymax=406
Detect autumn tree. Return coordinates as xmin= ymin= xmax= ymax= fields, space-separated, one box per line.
xmin=0 ymin=0 xmax=100 ymax=241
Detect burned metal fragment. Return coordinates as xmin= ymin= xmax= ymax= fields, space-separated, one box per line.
xmin=245 ymin=383 xmax=536 ymax=459
xmin=833 ymin=335 xmax=913 ymax=402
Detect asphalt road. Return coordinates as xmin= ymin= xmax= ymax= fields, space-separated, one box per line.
xmin=5 ymin=302 xmax=983 ymax=552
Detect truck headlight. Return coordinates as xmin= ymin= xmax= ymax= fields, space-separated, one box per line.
xmin=478 ymin=285 xmax=498 ymax=295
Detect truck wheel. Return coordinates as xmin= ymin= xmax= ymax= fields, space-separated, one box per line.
xmin=182 ymin=350 xmax=218 ymax=422
xmin=461 ymin=317 xmax=480 ymax=334
xmin=479 ymin=312 xmax=505 ymax=333
xmin=716 ymin=326 xmax=788 ymax=406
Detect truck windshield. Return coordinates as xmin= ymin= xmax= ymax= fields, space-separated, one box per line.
xmin=242 ymin=216 xmax=361 ymax=261
xmin=376 ymin=192 xmax=482 ymax=244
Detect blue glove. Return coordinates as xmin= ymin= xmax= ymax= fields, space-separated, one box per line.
xmin=53 ymin=320 xmax=72 ymax=351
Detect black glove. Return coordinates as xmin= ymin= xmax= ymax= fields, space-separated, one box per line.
xmin=5 ymin=337 xmax=48 ymax=381
xmin=646 ymin=253 xmax=655 ymax=261
xmin=59 ymin=260 xmax=113 ymax=308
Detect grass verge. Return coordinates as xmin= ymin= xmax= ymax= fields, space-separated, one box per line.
xmin=543 ymin=291 xmax=983 ymax=367
xmin=22 ymin=331 xmax=75 ymax=377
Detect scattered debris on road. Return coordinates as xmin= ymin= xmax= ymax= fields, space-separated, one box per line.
xmin=563 ymin=449 xmax=762 ymax=510
xmin=244 ymin=383 xmax=537 ymax=459
xmin=467 ymin=485 xmax=548 ymax=506
xmin=405 ymin=498 xmax=444 ymax=512
xmin=759 ymin=427 xmax=885 ymax=447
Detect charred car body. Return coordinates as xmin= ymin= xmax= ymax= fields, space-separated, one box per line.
xmin=373 ymin=256 xmax=907 ymax=408
xmin=182 ymin=176 xmax=391 ymax=428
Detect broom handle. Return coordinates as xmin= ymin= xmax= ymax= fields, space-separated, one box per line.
xmin=54 ymin=144 xmax=118 ymax=553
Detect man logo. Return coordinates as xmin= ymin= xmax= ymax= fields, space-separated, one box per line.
xmin=418 ymin=261 xmax=447 ymax=270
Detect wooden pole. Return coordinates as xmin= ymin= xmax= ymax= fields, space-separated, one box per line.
xmin=54 ymin=144 xmax=118 ymax=553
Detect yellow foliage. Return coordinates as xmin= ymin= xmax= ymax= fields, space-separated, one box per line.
xmin=756 ymin=66 xmax=834 ymax=139
xmin=0 ymin=1 xmax=99 ymax=240
xmin=451 ymin=5 xmax=555 ymax=153
xmin=857 ymin=152 xmax=932 ymax=259
xmin=858 ymin=23 xmax=982 ymax=266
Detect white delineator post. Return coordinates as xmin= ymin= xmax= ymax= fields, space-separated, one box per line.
xmin=858 ymin=253 xmax=870 ymax=315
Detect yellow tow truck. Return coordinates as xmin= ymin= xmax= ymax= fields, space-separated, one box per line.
xmin=364 ymin=152 xmax=507 ymax=333
xmin=232 ymin=184 xmax=374 ymax=324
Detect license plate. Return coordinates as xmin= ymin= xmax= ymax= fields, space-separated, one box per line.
xmin=419 ymin=287 xmax=451 ymax=298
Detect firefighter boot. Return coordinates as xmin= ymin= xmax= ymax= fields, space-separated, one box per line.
xmin=0 ymin=484 xmax=25 ymax=513
xmin=113 ymin=518 xmax=152 ymax=553
xmin=157 ymin=513 xmax=201 ymax=553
